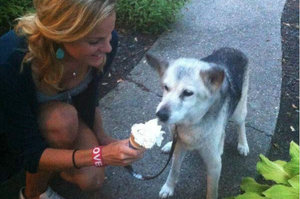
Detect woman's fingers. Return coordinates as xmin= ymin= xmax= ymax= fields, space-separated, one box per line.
xmin=121 ymin=139 xmax=145 ymax=157
xmin=102 ymin=139 xmax=145 ymax=166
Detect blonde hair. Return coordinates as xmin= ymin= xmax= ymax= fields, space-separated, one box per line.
xmin=15 ymin=0 xmax=116 ymax=89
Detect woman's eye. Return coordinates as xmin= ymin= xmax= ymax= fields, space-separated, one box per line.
xmin=182 ymin=90 xmax=194 ymax=97
xmin=89 ymin=38 xmax=104 ymax=45
xmin=89 ymin=40 xmax=99 ymax=45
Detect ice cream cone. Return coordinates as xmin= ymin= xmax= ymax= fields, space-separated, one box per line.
xmin=129 ymin=134 xmax=145 ymax=150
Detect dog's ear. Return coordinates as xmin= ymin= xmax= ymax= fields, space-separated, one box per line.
xmin=146 ymin=53 xmax=169 ymax=77
xmin=200 ymin=67 xmax=225 ymax=93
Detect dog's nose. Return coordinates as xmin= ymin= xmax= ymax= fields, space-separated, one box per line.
xmin=156 ymin=108 xmax=169 ymax=122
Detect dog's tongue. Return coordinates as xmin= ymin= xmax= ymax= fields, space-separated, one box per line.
xmin=131 ymin=119 xmax=165 ymax=149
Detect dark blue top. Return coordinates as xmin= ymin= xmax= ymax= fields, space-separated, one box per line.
xmin=0 ymin=30 xmax=118 ymax=182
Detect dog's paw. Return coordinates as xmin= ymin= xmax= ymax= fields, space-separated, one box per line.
xmin=161 ymin=141 xmax=172 ymax=154
xmin=238 ymin=143 xmax=249 ymax=156
xmin=159 ymin=184 xmax=174 ymax=198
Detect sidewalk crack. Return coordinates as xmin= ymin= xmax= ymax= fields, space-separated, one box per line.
xmin=246 ymin=124 xmax=272 ymax=137
xmin=228 ymin=121 xmax=271 ymax=136
xmin=125 ymin=77 xmax=162 ymax=98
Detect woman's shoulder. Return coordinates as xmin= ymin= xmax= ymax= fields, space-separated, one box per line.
xmin=0 ymin=30 xmax=28 ymax=66
xmin=0 ymin=30 xmax=30 ymax=81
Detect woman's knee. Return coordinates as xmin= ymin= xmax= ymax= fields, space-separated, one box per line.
xmin=75 ymin=168 xmax=105 ymax=191
xmin=38 ymin=102 xmax=79 ymax=148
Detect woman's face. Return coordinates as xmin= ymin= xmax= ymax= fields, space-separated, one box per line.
xmin=63 ymin=12 xmax=116 ymax=69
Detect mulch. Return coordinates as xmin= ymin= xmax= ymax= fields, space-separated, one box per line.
xmin=268 ymin=0 xmax=299 ymax=160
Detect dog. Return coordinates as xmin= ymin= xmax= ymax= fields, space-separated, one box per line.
xmin=146 ymin=47 xmax=250 ymax=199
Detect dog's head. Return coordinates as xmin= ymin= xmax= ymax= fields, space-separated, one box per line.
xmin=146 ymin=54 xmax=225 ymax=125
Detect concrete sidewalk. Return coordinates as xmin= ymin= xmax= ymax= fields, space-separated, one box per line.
xmin=0 ymin=0 xmax=285 ymax=198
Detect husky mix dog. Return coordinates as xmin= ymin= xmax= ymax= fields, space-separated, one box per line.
xmin=146 ymin=47 xmax=250 ymax=199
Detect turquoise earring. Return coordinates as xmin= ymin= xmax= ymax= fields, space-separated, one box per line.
xmin=56 ymin=48 xmax=65 ymax=59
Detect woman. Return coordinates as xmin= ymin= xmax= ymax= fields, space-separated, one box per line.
xmin=0 ymin=0 xmax=144 ymax=198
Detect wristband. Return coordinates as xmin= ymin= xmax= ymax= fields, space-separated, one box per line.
xmin=92 ymin=146 xmax=106 ymax=167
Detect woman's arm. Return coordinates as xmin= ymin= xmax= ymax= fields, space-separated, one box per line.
xmin=38 ymin=148 xmax=92 ymax=171
xmin=37 ymin=106 xmax=144 ymax=171
xmin=38 ymin=141 xmax=144 ymax=171
xmin=0 ymin=60 xmax=50 ymax=174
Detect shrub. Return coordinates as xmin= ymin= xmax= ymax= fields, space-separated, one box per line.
xmin=225 ymin=141 xmax=299 ymax=199
xmin=116 ymin=0 xmax=186 ymax=35
xmin=0 ymin=0 xmax=34 ymax=35
xmin=0 ymin=0 xmax=187 ymax=36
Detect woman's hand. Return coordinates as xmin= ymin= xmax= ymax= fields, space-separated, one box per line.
xmin=101 ymin=139 xmax=145 ymax=166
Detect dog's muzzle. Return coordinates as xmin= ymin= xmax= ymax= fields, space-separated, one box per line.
xmin=156 ymin=107 xmax=170 ymax=122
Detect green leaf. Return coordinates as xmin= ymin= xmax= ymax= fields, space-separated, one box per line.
xmin=257 ymin=154 xmax=291 ymax=185
xmin=223 ymin=197 xmax=235 ymax=199
xmin=284 ymin=157 xmax=299 ymax=176
xmin=289 ymin=141 xmax=299 ymax=160
xmin=284 ymin=141 xmax=300 ymax=176
xmin=288 ymin=175 xmax=299 ymax=189
xmin=235 ymin=192 xmax=270 ymax=199
xmin=263 ymin=185 xmax=299 ymax=199
xmin=240 ymin=177 xmax=270 ymax=195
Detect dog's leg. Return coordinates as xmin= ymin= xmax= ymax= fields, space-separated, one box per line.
xmin=218 ymin=130 xmax=225 ymax=155
xmin=236 ymin=119 xmax=249 ymax=156
xmin=159 ymin=141 xmax=187 ymax=198
xmin=233 ymin=104 xmax=249 ymax=156
xmin=200 ymin=149 xmax=222 ymax=199
xmin=161 ymin=125 xmax=176 ymax=153
xmin=161 ymin=141 xmax=172 ymax=153
xmin=232 ymin=76 xmax=249 ymax=156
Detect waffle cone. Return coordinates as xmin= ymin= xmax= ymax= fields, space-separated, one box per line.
xmin=129 ymin=134 xmax=144 ymax=150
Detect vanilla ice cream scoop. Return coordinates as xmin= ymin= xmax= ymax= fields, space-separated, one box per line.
xmin=130 ymin=119 xmax=165 ymax=149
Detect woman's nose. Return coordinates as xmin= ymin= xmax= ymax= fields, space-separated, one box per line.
xmin=100 ymin=39 xmax=112 ymax=53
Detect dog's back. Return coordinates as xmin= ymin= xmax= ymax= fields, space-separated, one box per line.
xmin=201 ymin=47 xmax=248 ymax=116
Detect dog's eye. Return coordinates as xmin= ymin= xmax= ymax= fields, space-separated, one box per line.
xmin=164 ymin=85 xmax=169 ymax=91
xmin=182 ymin=90 xmax=194 ymax=97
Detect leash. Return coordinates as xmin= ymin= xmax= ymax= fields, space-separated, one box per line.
xmin=124 ymin=126 xmax=178 ymax=180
